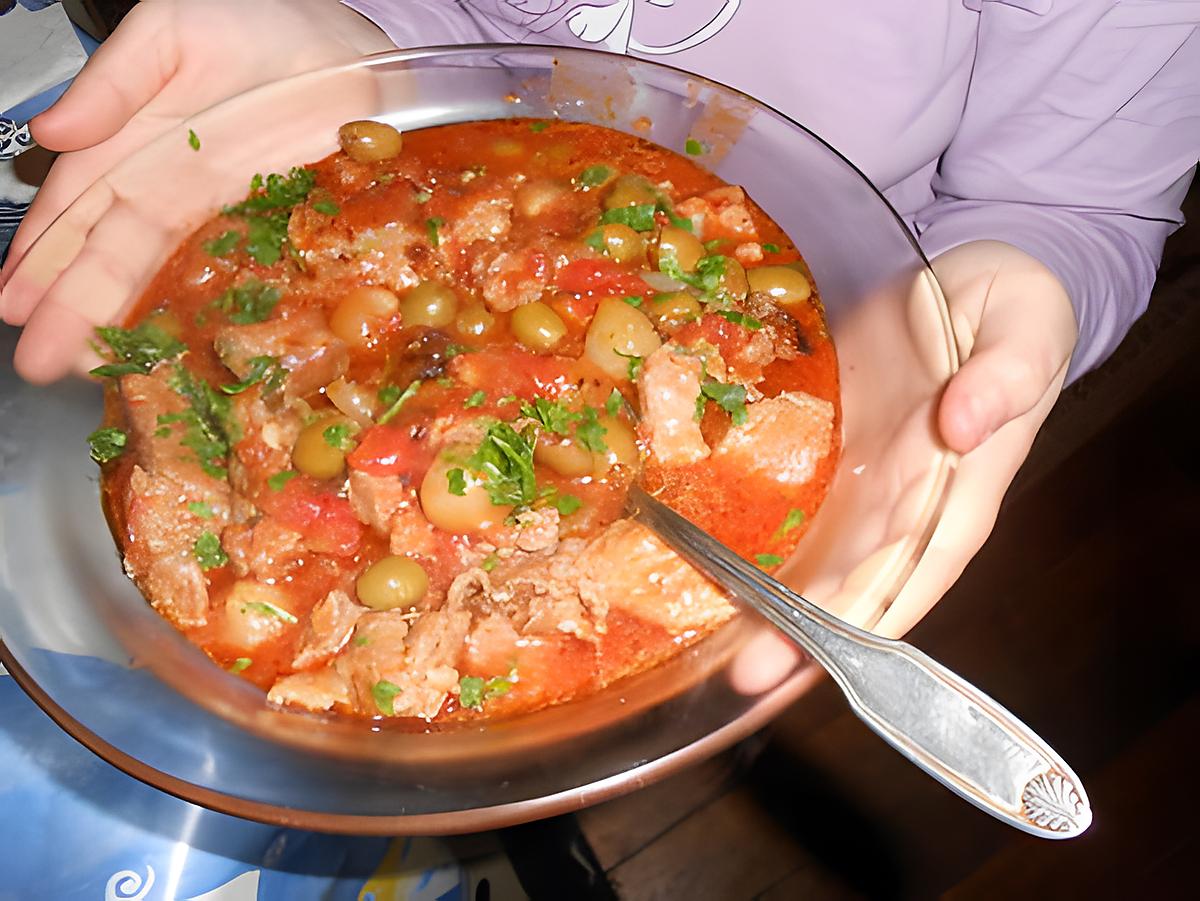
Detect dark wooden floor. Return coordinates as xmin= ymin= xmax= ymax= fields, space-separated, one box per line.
xmin=501 ymin=187 xmax=1200 ymax=899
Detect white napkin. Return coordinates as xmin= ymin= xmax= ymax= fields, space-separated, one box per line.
xmin=0 ymin=3 xmax=87 ymax=115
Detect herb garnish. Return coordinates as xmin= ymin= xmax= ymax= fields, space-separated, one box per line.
xmin=312 ymin=199 xmax=340 ymax=216
xmin=614 ymin=349 xmax=643 ymax=381
xmin=228 ymin=658 xmax=252 ymax=673
xmin=605 ymin=388 xmax=623 ymax=416
xmin=621 ymin=295 xmax=642 ymax=307
xmin=446 ymin=467 xmax=469 ymax=497
xmin=188 ymin=129 xmax=201 ymax=151
xmin=462 ymin=421 xmax=539 ymax=509
xmin=684 ymin=138 xmax=705 ymax=156
xmin=194 ymin=531 xmax=228 ymax=570
xmin=214 ymin=279 xmax=280 ymax=325
xmin=90 ymin=322 xmax=186 ymax=378
xmin=659 ymin=253 xmax=727 ymax=298
xmin=529 ymin=121 xmax=550 ymax=133
xmin=372 ymin=679 xmax=402 ymax=715
xmin=755 ymin=553 xmax=784 ymax=568
xmin=775 ymin=508 xmax=806 ymax=538
xmin=87 ymin=427 xmax=127 ymax=463
xmin=323 ymin=422 xmax=356 ymax=451
xmin=714 ymin=310 xmax=763 ymax=330
xmin=426 ymin=216 xmax=445 ymax=247
xmin=268 ymin=470 xmax=299 ymax=492
xmin=698 ymin=379 xmax=748 ymax=426
xmin=579 ymin=165 xmax=611 ymax=188
xmin=464 ymin=389 xmax=487 ymax=408
xmin=574 ymin=406 xmax=608 ymax=452
xmin=160 ymin=365 xmax=235 ymax=478
xmin=203 ymin=230 xmax=241 ymax=257
xmin=220 ymin=354 xmax=287 ymax=395
xmin=600 ymin=203 xmax=656 ymax=232
xmin=240 ymin=600 xmax=297 ymax=623
xmin=761 ymin=242 xmax=781 ymax=254
xmin=188 ymin=501 xmax=215 ymax=519
xmin=377 ymin=379 xmax=422 ymax=425
xmin=584 ymin=228 xmax=606 ymax=253
xmin=221 ymin=167 xmax=317 ymax=266
xmin=520 ymin=396 xmax=579 ymax=435
xmin=459 ymin=671 xmax=515 ymax=710
xmin=553 ymin=493 xmax=583 ymax=516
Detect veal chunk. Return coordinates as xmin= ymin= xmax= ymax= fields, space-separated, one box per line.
xmin=713 ymin=391 xmax=834 ymax=485
xmin=638 ymin=346 xmax=709 ymax=466
xmin=214 ymin=310 xmax=348 ymax=401
xmin=123 ymin=466 xmax=213 ymax=627
xmin=577 ymin=520 xmax=734 ymax=635
xmin=292 ymin=589 xmax=365 ymax=670
xmin=120 ymin=371 xmax=232 ymax=506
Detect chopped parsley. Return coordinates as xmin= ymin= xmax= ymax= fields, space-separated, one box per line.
xmin=703 ymin=238 xmax=728 ymax=252
xmin=446 ymin=467 xmax=468 ymax=496
xmin=621 ymin=295 xmax=642 ymax=307
xmin=529 ymin=120 xmax=550 ymax=133
xmin=600 ymin=203 xmax=657 ymax=232
xmin=574 ymin=406 xmax=608 ymax=452
xmin=615 ymin=349 xmax=643 ymax=381
xmin=553 ymin=493 xmax=583 ymax=516
xmin=87 ymin=427 xmax=127 ymax=463
xmin=497 ymin=394 xmax=518 ymax=406
xmin=584 ymin=228 xmax=606 ymax=253
xmin=520 ymin=396 xmax=579 ymax=435
xmin=756 ymin=553 xmax=785 ymax=568
xmin=659 ymin=253 xmax=727 ymax=298
xmin=465 ymin=421 xmax=538 ymax=509
xmin=761 ymin=242 xmax=781 ymax=254
xmin=377 ymin=379 xmax=422 ymax=424
xmin=715 ymin=310 xmax=763 ymax=330
xmin=222 ymin=167 xmax=317 ymax=266
xmin=228 ymin=657 xmax=252 ymax=674
xmin=426 ymin=216 xmax=445 ymax=247
xmin=268 ymin=470 xmax=298 ymax=492
xmin=578 ymin=164 xmax=611 ymax=188
xmin=194 ymin=531 xmax=228 ymax=570
xmin=240 ymin=600 xmax=297 ymax=623
xmin=312 ymin=199 xmax=340 ymax=216
xmin=187 ymin=501 xmax=215 ymax=519
xmin=605 ymin=387 xmax=623 ymax=417
xmin=699 ymin=380 xmax=748 ymax=426
xmin=464 ymin=389 xmax=487 ymax=408
xmin=160 ymin=365 xmax=235 ymax=478
xmin=776 ymin=508 xmax=806 ymax=537
xmin=220 ymin=354 xmax=286 ymax=395
xmin=90 ymin=322 xmax=186 ymax=378
xmin=188 ymin=129 xmax=200 ymax=151
xmin=684 ymin=138 xmax=705 ymax=156
xmin=372 ymin=679 xmax=402 ymax=715
xmin=203 ymin=229 xmax=241 ymax=257
xmin=414 ymin=189 xmax=433 ymax=204
xmin=481 ymin=553 xmax=499 ymax=572
xmin=353 ymin=635 xmax=370 ymax=647
xmin=322 ymin=422 xmax=355 ymax=451
xmin=458 ymin=671 xmax=515 ymax=710
xmin=443 ymin=343 xmax=474 ymax=359
xmin=214 ymin=279 xmax=280 ymax=325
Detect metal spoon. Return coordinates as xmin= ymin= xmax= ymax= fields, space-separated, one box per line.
xmin=626 ymin=485 xmax=1092 ymax=839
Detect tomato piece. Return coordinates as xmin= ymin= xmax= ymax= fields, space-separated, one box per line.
xmin=268 ymin=477 xmax=364 ymax=557
xmin=550 ymin=293 xmax=600 ymax=332
xmin=450 ymin=348 xmax=580 ymax=400
xmin=347 ymin=426 xmax=431 ymax=478
xmin=555 ymin=259 xmax=650 ymax=297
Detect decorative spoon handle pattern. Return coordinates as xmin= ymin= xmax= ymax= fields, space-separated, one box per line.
xmin=627 ymin=485 xmax=1092 ymax=839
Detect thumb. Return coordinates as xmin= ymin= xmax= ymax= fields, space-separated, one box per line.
xmin=30 ymin=4 xmax=178 ymax=152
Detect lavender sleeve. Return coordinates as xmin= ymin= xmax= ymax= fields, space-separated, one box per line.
xmin=913 ymin=1 xmax=1200 ymax=381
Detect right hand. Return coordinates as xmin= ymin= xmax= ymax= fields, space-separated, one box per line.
xmin=0 ymin=0 xmax=392 ymax=380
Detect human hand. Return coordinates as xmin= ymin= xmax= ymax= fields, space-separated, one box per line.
xmin=0 ymin=0 xmax=392 ymax=381
xmin=731 ymin=240 xmax=1079 ymax=693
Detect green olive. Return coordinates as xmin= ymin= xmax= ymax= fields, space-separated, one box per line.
xmin=338 ymin=120 xmax=403 ymax=163
xmin=356 ymin=556 xmax=429 ymax=610
xmin=419 ymin=448 xmax=513 ymax=533
xmin=584 ymin=298 xmax=662 ymax=381
xmin=648 ymin=291 xmax=702 ymax=331
xmin=601 ymin=223 xmax=646 ymax=265
xmin=515 ymin=179 xmax=570 ymax=218
xmin=292 ymin=417 xmax=348 ymax=480
xmin=329 ymin=285 xmax=399 ymax=346
xmin=720 ymin=257 xmax=750 ymax=301
xmin=456 ymin=302 xmax=496 ymax=338
xmin=604 ymin=174 xmax=658 ymax=210
xmin=535 ymin=435 xmax=594 ymax=477
xmin=747 ymin=265 xmax=812 ymax=305
xmin=654 ymin=224 xmax=705 ymax=272
xmin=401 ymin=281 xmax=458 ymax=328
xmin=511 ymin=302 xmax=567 ymax=352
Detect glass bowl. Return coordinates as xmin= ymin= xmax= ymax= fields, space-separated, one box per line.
xmin=0 ymin=46 xmax=957 ymax=833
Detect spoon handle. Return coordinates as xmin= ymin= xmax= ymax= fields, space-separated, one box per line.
xmin=628 ymin=487 xmax=1092 ymax=838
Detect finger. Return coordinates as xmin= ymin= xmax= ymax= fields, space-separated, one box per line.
xmin=30 ymin=3 xmax=178 ymax=153
xmin=1 ymin=177 xmax=113 ymax=324
xmin=12 ymin=296 xmax=100 ymax=384
xmin=729 ymin=628 xmax=801 ymax=695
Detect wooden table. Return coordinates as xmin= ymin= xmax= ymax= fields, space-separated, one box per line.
xmin=495 ymin=186 xmax=1200 ymax=900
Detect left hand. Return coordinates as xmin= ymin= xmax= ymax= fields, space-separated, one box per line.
xmin=731 ymin=240 xmax=1079 ymax=693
